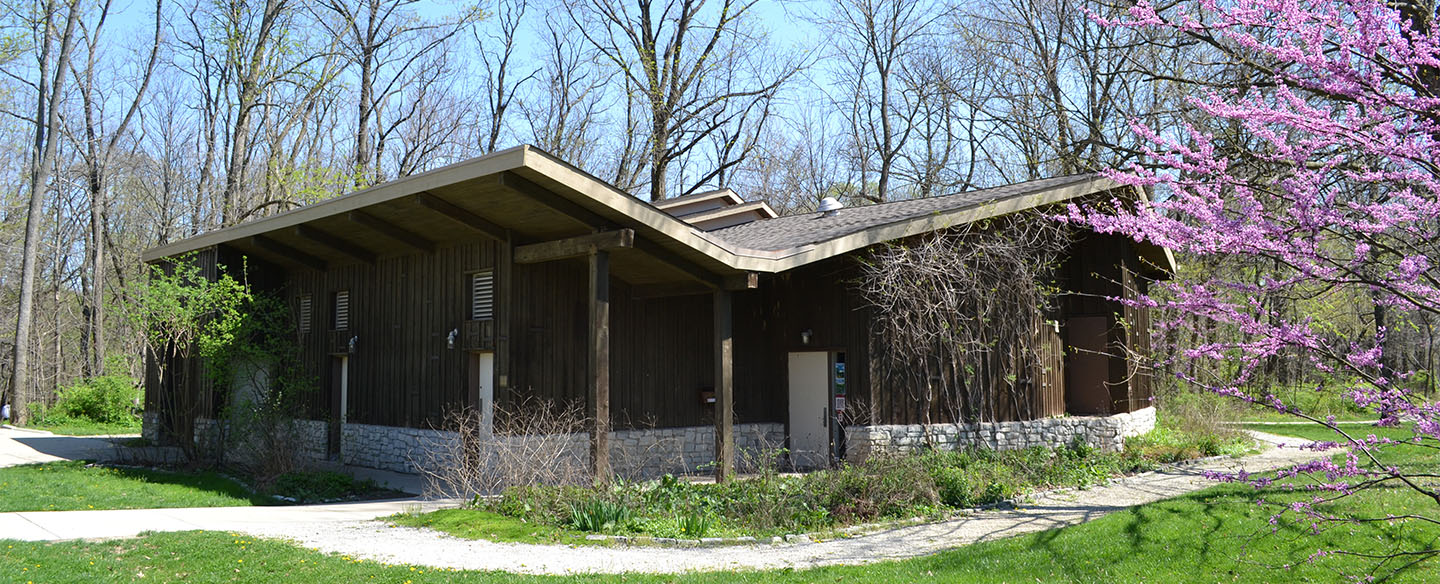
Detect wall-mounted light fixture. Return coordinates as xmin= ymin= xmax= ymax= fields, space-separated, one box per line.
xmin=801 ymin=329 xmax=813 ymax=345
xmin=447 ymin=328 xmax=459 ymax=349
xmin=348 ymin=336 xmax=358 ymax=354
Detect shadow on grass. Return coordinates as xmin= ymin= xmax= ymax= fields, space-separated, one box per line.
xmin=102 ymin=464 xmax=278 ymax=506
xmin=0 ymin=460 xmax=278 ymax=510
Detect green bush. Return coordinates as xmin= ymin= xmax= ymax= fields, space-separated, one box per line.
xmin=49 ymin=375 xmax=141 ymax=425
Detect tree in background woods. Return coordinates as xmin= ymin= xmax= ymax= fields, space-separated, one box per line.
xmin=565 ymin=0 xmax=801 ymax=201
xmin=7 ymin=0 xmax=82 ymax=426
xmin=1072 ymin=0 xmax=1440 ymax=575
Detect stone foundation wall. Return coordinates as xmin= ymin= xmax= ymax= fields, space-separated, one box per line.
xmin=844 ymin=407 xmax=1157 ymax=462
xmin=141 ymin=411 xmax=162 ymax=443
xmin=192 ymin=417 xmax=329 ymax=466
xmin=341 ymin=423 xmax=457 ymax=473
xmin=339 ymin=421 xmax=786 ymax=477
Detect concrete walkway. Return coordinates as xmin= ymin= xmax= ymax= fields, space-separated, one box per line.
xmin=0 ymin=426 xmax=127 ymax=467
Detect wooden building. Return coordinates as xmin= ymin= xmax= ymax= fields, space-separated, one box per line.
xmin=142 ymin=145 xmax=1172 ymax=478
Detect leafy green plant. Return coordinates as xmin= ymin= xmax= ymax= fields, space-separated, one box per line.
xmin=567 ymin=499 xmax=632 ymax=532
xmin=677 ymin=510 xmax=713 ymax=538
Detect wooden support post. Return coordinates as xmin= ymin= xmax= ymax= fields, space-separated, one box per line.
xmin=588 ymin=250 xmax=611 ymax=482
xmin=497 ymin=232 xmax=512 ymax=414
xmin=713 ymin=289 xmax=734 ymax=482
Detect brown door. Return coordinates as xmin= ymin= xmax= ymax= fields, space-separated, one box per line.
xmin=1065 ymin=316 xmax=1111 ymax=415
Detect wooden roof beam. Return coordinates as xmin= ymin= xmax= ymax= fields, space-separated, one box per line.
xmin=294 ymin=225 xmax=377 ymax=264
xmin=632 ymin=238 xmax=756 ymax=290
xmin=348 ymin=210 xmax=435 ymax=254
xmin=515 ymin=229 xmax=634 ymax=264
xmin=250 ymin=235 xmax=326 ymax=271
xmin=415 ymin=191 xmax=508 ymax=241
xmin=498 ymin=171 xmax=613 ymax=229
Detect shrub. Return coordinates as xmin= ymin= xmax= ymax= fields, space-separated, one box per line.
xmin=419 ymin=399 xmax=590 ymax=499
xmin=49 ymin=375 xmax=141 ymax=425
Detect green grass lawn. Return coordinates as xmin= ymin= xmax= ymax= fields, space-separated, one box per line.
xmin=18 ymin=417 xmax=141 ymax=436
xmin=0 ymin=461 xmax=269 ymax=511
xmin=1233 ymin=386 xmax=1381 ymax=422
xmin=4 ymin=474 xmax=1437 ymax=584
xmin=391 ymin=509 xmax=583 ymax=545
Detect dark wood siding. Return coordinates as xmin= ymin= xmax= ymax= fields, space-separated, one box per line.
xmin=287 ymin=241 xmax=497 ymax=428
xmin=1057 ymin=233 xmax=1153 ymax=415
xmin=146 ymin=225 xmax=1156 ymax=440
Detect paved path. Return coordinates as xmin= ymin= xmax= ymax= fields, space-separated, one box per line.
xmin=0 ymin=426 xmax=126 ymax=467
xmin=235 ymin=430 xmax=1330 ymax=575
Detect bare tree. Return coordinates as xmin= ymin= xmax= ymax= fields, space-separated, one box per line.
xmin=566 ymin=0 xmax=800 ymax=201
xmin=953 ymin=0 xmax=1185 ymax=180
xmin=69 ymin=0 xmax=161 ymax=377
xmin=315 ymin=0 xmax=480 ymax=184
xmin=474 ymin=0 xmax=535 ymax=154
xmin=817 ymin=0 xmax=947 ymax=203
xmin=6 ymin=0 xmax=83 ymax=425
xmin=519 ymin=15 xmax=609 ymax=163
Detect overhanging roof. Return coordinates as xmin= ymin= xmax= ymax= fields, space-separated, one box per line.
xmin=143 ymin=145 xmax=1176 ymax=280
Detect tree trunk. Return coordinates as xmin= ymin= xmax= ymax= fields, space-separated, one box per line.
xmin=11 ymin=0 xmax=82 ymax=426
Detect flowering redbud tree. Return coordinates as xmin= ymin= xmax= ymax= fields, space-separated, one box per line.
xmin=1072 ymin=0 xmax=1440 ymax=575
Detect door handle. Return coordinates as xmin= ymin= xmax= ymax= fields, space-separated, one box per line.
xmin=821 ymin=407 xmax=828 ymax=428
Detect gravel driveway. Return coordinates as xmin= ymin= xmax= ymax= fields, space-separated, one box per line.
xmin=245 ymin=430 xmax=1329 ymax=575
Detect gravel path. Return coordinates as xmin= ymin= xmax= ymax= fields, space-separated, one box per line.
xmin=245 ymin=430 xmax=1330 ymax=575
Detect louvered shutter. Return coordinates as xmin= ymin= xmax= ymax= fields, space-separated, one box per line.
xmin=333 ymin=290 xmax=350 ymax=330
xmin=471 ymin=271 xmax=494 ymax=320
xmin=297 ymin=295 xmax=312 ymax=333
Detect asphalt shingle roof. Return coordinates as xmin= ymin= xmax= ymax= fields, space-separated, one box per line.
xmin=706 ymin=174 xmax=1095 ymax=252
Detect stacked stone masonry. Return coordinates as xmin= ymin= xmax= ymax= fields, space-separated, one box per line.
xmin=843 ymin=407 xmax=1156 ymax=463
xmin=190 ymin=417 xmax=329 ymax=465
xmin=161 ymin=409 xmax=1154 ymax=476
xmin=340 ymin=421 xmax=787 ymax=477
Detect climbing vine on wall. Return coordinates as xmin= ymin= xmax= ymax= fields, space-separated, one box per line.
xmin=858 ymin=213 xmax=1069 ymax=425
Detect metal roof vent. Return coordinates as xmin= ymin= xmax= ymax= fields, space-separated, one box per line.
xmin=818 ymin=196 xmax=844 ymax=217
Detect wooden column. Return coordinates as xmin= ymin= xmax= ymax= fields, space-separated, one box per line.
xmin=588 ymin=250 xmax=611 ymax=481
xmin=713 ymin=289 xmax=734 ymax=482
xmin=498 ymin=233 xmax=513 ymax=409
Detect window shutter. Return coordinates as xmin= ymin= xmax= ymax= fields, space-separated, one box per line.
xmin=297 ymin=295 xmax=312 ymax=333
xmin=333 ymin=290 xmax=350 ymax=330
xmin=471 ymin=270 xmax=494 ymax=320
